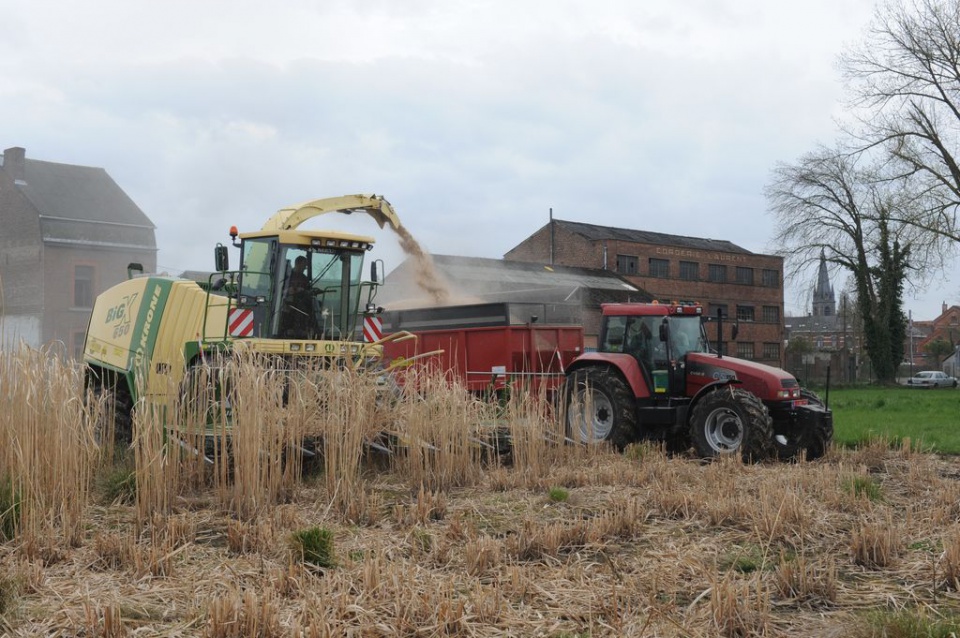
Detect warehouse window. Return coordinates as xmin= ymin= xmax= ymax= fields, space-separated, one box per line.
xmin=735 ymin=266 xmax=754 ymax=285
xmin=708 ymin=303 xmax=729 ymax=319
xmin=762 ymin=342 xmax=780 ymax=360
xmin=736 ymin=305 xmax=755 ymax=322
xmin=74 ymin=265 xmax=95 ymax=308
xmin=616 ymin=254 xmax=638 ymax=275
xmin=649 ymin=258 xmax=669 ymax=278
xmin=737 ymin=342 xmax=755 ymax=359
xmin=679 ymin=261 xmax=699 ymax=281
xmin=708 ymin=264 xmax=727 ymax=282
xmin=762 ymin=306 xmax=780 ymax=323
xmin=762 ymin=269 xmax=779 ymax=287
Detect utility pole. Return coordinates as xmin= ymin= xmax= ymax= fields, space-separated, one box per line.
xmin=908 ymin=309 xmax=914 ymax=380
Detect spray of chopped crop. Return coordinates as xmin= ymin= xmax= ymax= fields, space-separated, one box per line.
xmin=393 ymin=224 xmax=451 ymax=305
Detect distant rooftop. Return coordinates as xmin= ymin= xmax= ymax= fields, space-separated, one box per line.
xmin=1 ymin=147 xmax=156 ymax=250
xmin=554 ymin=219 xmax=751 ymax=254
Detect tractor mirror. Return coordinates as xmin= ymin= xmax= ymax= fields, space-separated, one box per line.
xmin=215 ymin=244 xmax=229 ymax=272
xmin=731 ymin=323 xmax=739 ymax=341
xmin=659 ymin=318 xmax=669 ymax=342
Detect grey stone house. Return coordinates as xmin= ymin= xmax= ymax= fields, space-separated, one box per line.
xmin=0 ymin=146 xmax=157 ymax=357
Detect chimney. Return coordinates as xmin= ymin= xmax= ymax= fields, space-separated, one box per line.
xmin=944 ymin=301 xmax=948 ymax=315
xmin=2 ymin=147 xmax=26 ymax=182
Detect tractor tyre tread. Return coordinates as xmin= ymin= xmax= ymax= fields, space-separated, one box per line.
xmin=565 ymin=367 xmax=638 ymax=450
xmin=689 ymin=386 xmax=773 ymax=462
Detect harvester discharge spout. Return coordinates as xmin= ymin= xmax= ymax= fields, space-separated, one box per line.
xmin=260 ymin=193 xmax=401 ymax=232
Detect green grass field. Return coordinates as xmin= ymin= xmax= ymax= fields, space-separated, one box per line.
xmin=816 ymin=385 xmax=960 ymax=453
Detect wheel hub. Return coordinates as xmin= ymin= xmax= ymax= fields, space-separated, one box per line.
xmin=704 ymin=407 xmax=743 ymax=452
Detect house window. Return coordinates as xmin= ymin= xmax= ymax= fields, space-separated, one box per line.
xmin=708 ymin=264 xmax=727 ymax=282
xmin=762 ymin=342 xmax=781 ymax=360
xmin=762 ymin=306 xmax=780 ymax=323
xmin=762 ymin=269 xmax=779 ymax=287
xmin=736 ymin=305 xmax=755 ymax=322
xmin=74 ymin=265 xmax=95 ymax=308
xmin=649 ymin=258 xmax=669 ymax=278
xmin=616 ymin=254 xmax=638 ymax=275
xmin=735 ymin=266 xmax=754 ymax=285
xmin=708 ymin=303 xmax=729 ymax=319
xmin=679 ymin=261 xmax=699 ymax=281
xmin=737 ymin=342 xmax=755 ymax=359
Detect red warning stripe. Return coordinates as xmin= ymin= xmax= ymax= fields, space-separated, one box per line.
xmin=229 ymin=308 xmax=254 ymax=337
xmin=363 ymin=316 xmax=383 ymax=342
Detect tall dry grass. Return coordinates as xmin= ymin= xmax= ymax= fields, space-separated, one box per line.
xmin=389 ymin=365 xmax=485 ymax=492
xmin=0 ymin=344 xmax=100 ymax=551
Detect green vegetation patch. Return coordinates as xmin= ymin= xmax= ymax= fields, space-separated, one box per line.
xmin=842 ymin=475 xmax=884 ymax=502
xmin=291 ymin=526 xmax=336 ymax=569
xmin=822 ymin=387 xmax=960 ymax=453
xmin=856 ymin=609 xmax=960 ymax=638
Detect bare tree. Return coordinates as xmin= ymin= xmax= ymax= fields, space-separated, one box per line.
xmin=841 ymin=0 xmax=960 ymax=244
xmin=766 ymin=144 xmax=937 ymax=381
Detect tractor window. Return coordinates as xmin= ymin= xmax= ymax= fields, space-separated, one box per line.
xmin=624 ymin=317 xmax=665 ymax=369
xmin=667 ymin=316 xmax=709 ymax=358
xmin=601 ymin=316 xmax=627 ymax=352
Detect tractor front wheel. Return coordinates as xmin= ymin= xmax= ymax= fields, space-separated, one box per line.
xmin=772 ymin=389 xmax=833 ymax=461
xmin=689 ymin=386 xmax=773 ymax=461
xmin=564 ymin=367 xmax=637 ymax=449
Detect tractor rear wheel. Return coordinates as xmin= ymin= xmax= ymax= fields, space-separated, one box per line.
xmin=564 ymin=367 xmax=637 ymax=449
xmin=689 ymin=386 xmax=773 ymax=461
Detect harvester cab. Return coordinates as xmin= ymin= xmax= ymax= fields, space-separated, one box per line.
xmin=205 ymin=194 xmax=399 ymax=350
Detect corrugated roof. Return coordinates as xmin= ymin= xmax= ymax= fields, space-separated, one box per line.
xmin=555 ymin=219 xmax=751 ymax=254
xmin=429 ymin=254 xmax=643 ymax=292
xmin=381 ymin=254 xmax=652 ymax=307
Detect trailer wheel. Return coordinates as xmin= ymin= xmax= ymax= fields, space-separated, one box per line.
xmin=564 ymin=367 xmax=637 ymax=449
xmin=689 ymin=386 xmax=773 ymax=461
xmin=773 ymin=389 xmax=833 ymax=461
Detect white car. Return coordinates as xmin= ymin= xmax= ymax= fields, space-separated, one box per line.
xmin=906 ymin=370 xmax=959 ymax=388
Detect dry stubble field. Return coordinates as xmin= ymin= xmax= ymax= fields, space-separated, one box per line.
xmin=2 ymin=347 xmax=960 ymax=637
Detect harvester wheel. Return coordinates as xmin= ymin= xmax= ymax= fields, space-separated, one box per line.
xmin=564 ymin=367 xmax=637 ymax=449
xmin=773 ymin=389 xmax=833 ymax=461
xmin=689 ymin=386 xmax=773 ymax=461
xmin=92 ymin=381 xmax=133 ymax=450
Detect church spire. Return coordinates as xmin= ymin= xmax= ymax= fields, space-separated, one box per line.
xmin=812 ymin=249 xmax=835 ymax=317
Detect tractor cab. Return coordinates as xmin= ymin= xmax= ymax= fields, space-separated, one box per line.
xmin=599 ymin=303 xmax=710 ymax=396
xmin=218 ymin=228 xmax=380 ymax=342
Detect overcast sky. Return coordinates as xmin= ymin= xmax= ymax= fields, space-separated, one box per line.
xmin=2 ymin=0 xmax=958 ymax=319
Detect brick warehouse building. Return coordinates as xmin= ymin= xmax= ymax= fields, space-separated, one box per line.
xmin=0 ymin=147 xmax=156 ymax=357
xmin=505 ymin=218 xmax=785 ymax=366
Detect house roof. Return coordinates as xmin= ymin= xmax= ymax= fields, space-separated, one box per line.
xmin=554 ymin=219 xmax=751 ymax=255
xmin=2 ymin=151 xmax=156 ymax=250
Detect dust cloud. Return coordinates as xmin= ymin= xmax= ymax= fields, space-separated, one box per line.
xmin=392 ymin=224 xmax=451 ymax=305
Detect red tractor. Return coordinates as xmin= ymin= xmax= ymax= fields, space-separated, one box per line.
xmin=564 ymin=302 xmax=832 ymax=460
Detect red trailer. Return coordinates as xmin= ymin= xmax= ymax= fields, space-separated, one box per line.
xmin=380 ymin=302 xmax=584 ymax=394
